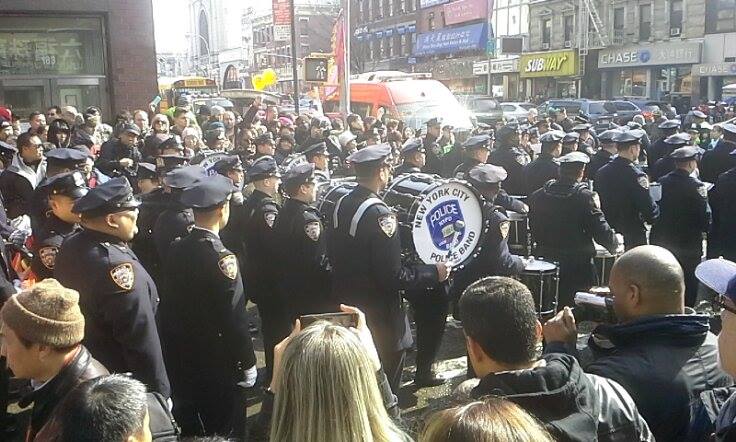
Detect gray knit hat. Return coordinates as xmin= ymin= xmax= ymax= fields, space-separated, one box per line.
xmin=1 ymin=279 xmax=85 ymax=347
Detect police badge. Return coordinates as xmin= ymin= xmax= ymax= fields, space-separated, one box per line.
xmin=499 ymin=221 xmax=510 ymax=239
xmin=110 ymin=263 xmax=135 ymax=291
xmin=39 ymin=246 xmax=58 ymax=270
xmin=378 ymin=213 xmax=397 ymax=237
xmin=218 ymin=254 xmax=238 ymax=280
xmin=304 ymin=221 xmax=321 ymax=241
xmin=264 ymin=212 xmax=276 ymax=228
xmin=637 ymin=176 xmax=650 ymax=189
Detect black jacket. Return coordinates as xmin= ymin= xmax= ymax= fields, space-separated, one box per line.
xmin=709 ymin=166 xmax=736 ymax=260
xmin=701 ymin=139 xmax=736 ymax=184
xmin=579 ymin=315 xmax=733 ymax=441
xmin=242 ymin=189 xmax=280 ymax=305
xmin=328 ymin=185 xmax=438 ymax=353
xmin=585 ymin=149 xmax=613 ymax=182
xmin=650 ymin=169 xmax=710 ymax=257
xmin=19 ymin=346 xmax=108 ymax=441
xmin=489 ymin=146 xmax=530 ymax=196
xmin=470 ymin=353 xmax=653 ymax=442
xmin=96 ymin=139 xmax=142 ymax=179
xmin=152 ymin=193 xmax=194 ymax=263
xmin=523 ymin=153 xmax=559 ymax=196
xmin=594 ymin=156 xmax=658 ymax=236
xmin=30 ymin=215 xmax=77 ymax=281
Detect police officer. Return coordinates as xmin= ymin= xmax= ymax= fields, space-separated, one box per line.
xmin=701 ymin=123 xmax=736 ymax=183
xmin=153 ymin=165 xmax=205 ymax=262
xmin=272 ymin=163 xmax=333 ymax=320
xmin=132 ymin=162 xmax=166 ymax=283
xmin=648 ymin=119 xmax=681 ymax=170
xmin=242 ymin=156 xmax=285 ymax=384
xmin=574 ymin=123 xmax=598 ymax=154
xmin=709 ymin=147 xmax=736 ymax=260
xmin=54 ymin=177 xmax=170 ymax=397
xmin=453 ymin=134 xmax=492 ymax=179
xmin=395 ymin=138 xmax=426 ymax=175
xmin=489 ymin=125 xmax=530 ymax=195
xmin=327 ymin=144 xmax=450 ymax=394
xmin=527 ymin=152 xmax=619 ymax=307
xmin=422 ymin=117 xmax=444 ymax=175
xmin=561 ymin=132 xmax=580 ymax=156
xmin=214 ymin=156 xmax=249 ymax=283
xmin=95 ymin=122 xmax=142 ymax=183
xmin=136 ymin=162 xmax=160 ymax=195
xmin=595 ymin=129 xmax=659 ymax=250
xmin=650 ymin=133 xmax=692 ymax=181
xmin=585 ymin=129 xmax=619 ymax=181
xmin=302 ymin=140 xmax=331 ymax=183
xmin=161 ymin=174 xmax=256 ymax=437
xmin=650 ymin=146 xmax=710 ymax=306
xmin=452 ymin=164 xmax=526 ymax=304
xmin=30 ymin=171 xmax=87 ymax=281
xmin=524 ymin=130 xmax=563 ymax=195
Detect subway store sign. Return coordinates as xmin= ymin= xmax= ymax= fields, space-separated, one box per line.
xmin=520 ymin=50 xmax=578 ymax=78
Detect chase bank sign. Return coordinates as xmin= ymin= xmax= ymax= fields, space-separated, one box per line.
xmin=598 ymin=41 xmax=701 ymax=68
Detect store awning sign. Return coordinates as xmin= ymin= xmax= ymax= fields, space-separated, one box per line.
xmin=520 ymin=50 xmax=578 ymax=78
xmin=414 ymin=22 xmax=487 ymax=57
xmin=691 ymin=62 xmax=736 ymax=77
xmin=444 ymin=0 xmax=489 ymax=26
xmin=598 ymin=42 xmax=701 ymax=68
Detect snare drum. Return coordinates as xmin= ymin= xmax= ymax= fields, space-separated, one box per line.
xmin=383 ymin=173 xmax=486 ymax=269
xmin=315 ymin=181 xmax=359 ymax=228
xmin=506 ymin=210 xmax=530 ymax=256
xmin=593 ymin=242 xmax=624 ymax=286
xmin=519 ymin=259 xmax=559 ymax=317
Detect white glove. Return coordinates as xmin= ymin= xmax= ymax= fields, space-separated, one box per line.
xmin=242 ymin=364 xmax=257 ymax=388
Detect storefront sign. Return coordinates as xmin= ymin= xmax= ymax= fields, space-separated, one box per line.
xmin=473 ymin=61 xmax=489 ymax=75
xmin=598 ymin=41 xmax=701 ymax=68
xmin=490 ymin=58 xmax=519 ymax=73
xmin=272 ymin=0 xmax=291 ymax=41
xmin=519 ymin=50 xmax=577 ymax=78
xmin=420 ymin=0 xmax=451 ymax=8
xmin=0 ymin=32 xmax=86 ymax=75
xmin=414 ymin=23 xmax=487 ymax=57
xmin=444 ymin=0 xmax=489 ymax=26
xmin=691 ymin=62 xmax=736 ymax=76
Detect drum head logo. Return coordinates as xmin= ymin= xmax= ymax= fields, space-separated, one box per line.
xmin=426 ymin=199 xmax=465 ymax=251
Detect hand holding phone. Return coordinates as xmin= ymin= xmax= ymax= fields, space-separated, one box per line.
xmin=299 ymin=312 xmax=358 ymax=328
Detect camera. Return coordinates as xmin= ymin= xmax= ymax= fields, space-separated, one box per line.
xmin=573 ymin=289 xmax=616 ymax=323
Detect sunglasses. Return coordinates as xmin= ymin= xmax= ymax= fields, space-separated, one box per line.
xmin=713 ymin=294 xmax=736 ymax=316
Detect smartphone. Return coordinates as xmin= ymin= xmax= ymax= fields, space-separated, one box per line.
xmin=300 ymin=312 xmax=359 ymax=328
xmin=149 ymin=96 xmax=162 ymax=108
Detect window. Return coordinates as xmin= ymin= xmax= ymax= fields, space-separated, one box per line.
xmin=384 ymin=0 xmax=391 ymax=17
xmin=613 ymin=7 xmax=625 ymax=30
xmin=706 ymin=0 xmax=736 ymax=33
xmin=542 ymin=18 xmax=551 ymax=44
xmin=563 ymin=15 xmax=574 ymax=42
xmin=639 ymin=4 xmax=651 ymax=40
xmin=615 ymin=68 xmax=648 ymax=97
xmin=375 ymin=0 xmax=383 ymax=19
xmin=400 ymin=34 xmax=408 ymax=55
xmin=299 ymin=18 xmax=309 ymax=36
xmin=670 ymin=0 xmax=683 ymax=34
xmin=387 ymin=36 xmax=394 ymax=57
xmin=428 ymin=12 xmax=436 ymax=31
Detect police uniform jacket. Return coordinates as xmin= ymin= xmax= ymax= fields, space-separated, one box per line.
xmin=700 ymin=139 xmax=736 ymax=184
xmin=161 ymin=227 xmax=256 ymax=386
xmin=594 ymin=156 xmax=659 ymax=236
xmin=650 ymin=169 xmax=710 ymax=257
xmin=523 ymin=153 xmax=559 ymax=195
xmin=242 ymin=189 xmax=280 ymax=305
xmin=31 ymin=215 xmax=77 ymax=281
xmin=451 ymin=203 xmax=524 ymax=300
xmin=585 ymin=150 xmax=613 ymax=181
xmin=272 ymin=198 xmax=332 ymax=318
xmin=708 ymin=167 xmax=736 ymax=260
xmin=422 ymin=133 xmax=442 ymax=176
xmin=647 ymin=137 xmax=671 ymax=171
xmin=528 ymin=178 xmax=618 ymax=258
xmin=394 ymin=163 xmax=422 ymax=176
xmin=131 ymin=188 xmax=167 ymax=283
xmin=489 ymin=146 xmax=530 ymax=196
xmin=55 ymin=228 xmax=171 ymax=397
xmin=651 ymin=155 xmax=678 ymax=182
xmin=453 ymin=159 xmax=481 ymax=179
xmin=220 ymin=196 xmax=248 ymax=275
xmin=328 ymin=185 xmax=438 ymax=353
xmin=96 ymin=139 xmax=142 ymax=179
xmin=152 ymin=196 xmax=194 ymax=262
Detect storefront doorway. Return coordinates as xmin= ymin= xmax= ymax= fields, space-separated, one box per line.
xmin=0 ymin=78 xmax=105 ymax=120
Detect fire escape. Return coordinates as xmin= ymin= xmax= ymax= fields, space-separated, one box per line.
xmin=576 ymin=0 xmax=608 ymax=77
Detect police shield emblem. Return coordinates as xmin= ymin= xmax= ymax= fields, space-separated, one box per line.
xmin=110 ymin=263 xmax=135 ymax=291
xmin=304 ymin=221 xmax=321 ymax=241
xmin=218 ymin=254 xmax=238 ymax=280
xmin=264 ymin=212 xmax=276 ymax=228
xmin=425 ymin=199 xmax=465 ymax=251
xmin=499 ymin=221 xmax=510 ymax=239
xmin=39 ymin=246 xmax=58 ymax=270
xmin=378 ymin=213 xmax=397 ymax=237
xmin=637 ymin=176 xmax=650 ymax=189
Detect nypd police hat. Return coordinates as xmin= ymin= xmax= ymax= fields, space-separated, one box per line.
xmin=558 ymin=151 xmax=590 ymax=164
xmin=137 ymin=162 xmax=158 ymax=180
xmin=41 ymin=170 xmax=89 ymax=199
xmin=302 ymin=141 xmax=329 ymax=158
xmin=282 ymin=162 xmax=317 ymax=186
xmin=72 ymin=176 xmax=140 ymax=216
xmin=245 ymin=156 xmax=280 ymax=183
xmin=613 ymin=129 xmax=645 ymax=144
xmin=401 ymin=138 xmax=425 ymax=155
xmin=664 ymin=133 xmax=692 ymax=146
xmin=180 ymin=174 xmax=235 ymax=209
xmin=467 ymin=163 xmax=508 ymax=185
xmin=563 ymin=132 xmax=580 ymax=143
xmin=45 ymin=148 xmax=89 ymax=169
xmin=670 ymin=145 xmax=704 ymax=161
xmin=163 ymin=165 xmax=206 ymax=189
xmin=462 ymin=134 xmax=492 ymax=150
xmin=539 ymin=130 xmax=565 ymax=144
xmin=658 ymin=119 xmax=681 ymax=130
xmin=213 ymin=156 xmax=243 ymax=176
xmin=159 ymin=135 xmax=184 ymax=152
xmin=597 ymin=129 xmax=620 ymax=143
xmin=722 ymin=123 xmax=736 ymax=135
xmin=347 ymin=143 xmax=392 ymax=166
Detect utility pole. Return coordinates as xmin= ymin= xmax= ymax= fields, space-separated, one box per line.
xmin=289 ymin=0 xmax=300 ymax=114
xmin=339 ymin=0 xmax=351 ymax=116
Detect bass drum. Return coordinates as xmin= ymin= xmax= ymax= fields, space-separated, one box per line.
xmin=315 ymin=180 xmax=359 ymax=228
xmin=383 ymin=173 xmax=486 ymax=269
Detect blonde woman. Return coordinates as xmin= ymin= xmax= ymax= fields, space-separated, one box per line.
xmin=420 ymin=398 xmax=554 ymax=442
xmin=268 ymin=305 xmax=410 ymax=442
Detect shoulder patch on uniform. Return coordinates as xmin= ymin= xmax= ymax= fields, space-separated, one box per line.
xmin=697 ymin=185 xmax=708 ymax=198
xmin=39 ymin=246 xmax=58 ymax=270
xmin=264 ymin=212 xmax=276 ymax=228
xmin=499 ymin=220 xmax=510 ymax=239
xmin=378 ymin=213 xmax=397 ymax=237
xmin=637 ymin=176 xmax=650 ymax=189
xmin=110 ymin=263 xmax=135 ymax=291
xmin=218 ymin=254 xmax=238 ymax=280
xmin=304 ymin=221 xmax=321 ymax=241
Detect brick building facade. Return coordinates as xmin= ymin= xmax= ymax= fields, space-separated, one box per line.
xmin=0 ymin=0 xmax=158 ymax=120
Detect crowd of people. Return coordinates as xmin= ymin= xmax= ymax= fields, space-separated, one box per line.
xmin=0 ymin=94 xmax=734 ymax=441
